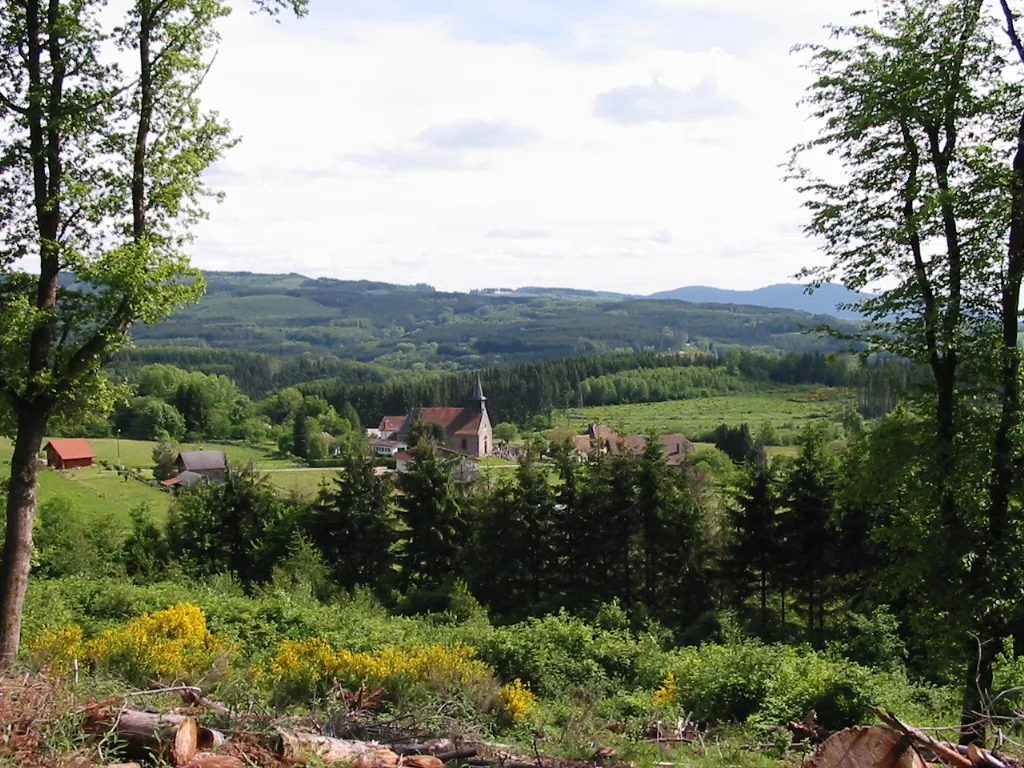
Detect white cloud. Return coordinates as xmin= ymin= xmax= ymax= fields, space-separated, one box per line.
xmin=187 ymin=2 xmax=848 ymax=293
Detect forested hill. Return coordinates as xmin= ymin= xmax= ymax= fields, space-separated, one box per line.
xmin=131 ymin=271 xmax=856 ymax=369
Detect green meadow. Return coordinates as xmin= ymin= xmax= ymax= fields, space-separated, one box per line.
xmin=554 ymin=386 xmax=856 ymax=444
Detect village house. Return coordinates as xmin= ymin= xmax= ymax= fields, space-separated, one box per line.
xmin=370 ymin=438 xmax=408 ymax=457
xmin=175 ymin=450 xmax=228 ymax=482
xmin=389 ymin=377 xmax=494 ymax=457
xmin=377 ymin=416 xmax=406 ymax=440
xmin=45 ymin=438 xmax=96 ymax=470
xmin=572 ymin=423 xmax=695 ymax=466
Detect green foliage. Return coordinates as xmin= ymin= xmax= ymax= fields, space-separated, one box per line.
xmin=152 ymin=440 xmax=179 ymax=482
xmin=479 ymin=611 xmax=665 ymax=698
xmin=307 ymin=444 xmax=396 ymax=593
xmin=33 ymin=499 xmax=123 ymax=579
xmin=396 ymin=447 xmax=466 ymax=590
xmin=166 ymin=463 xmax=299 ymax=584
xmin=493 ymin=422 xmax=519 ymax=443
xmin=121 ymin=506 xmax=171 ymax=583
xmin=666 ymin=639 xmax=905 ymax=729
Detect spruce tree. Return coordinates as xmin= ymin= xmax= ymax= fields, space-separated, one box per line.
xmin=396 ymin=444 xmax=465 ymax=590
xmin=729 ymin=462 xmax=779 ymax=634
xmin=777 ymin=426 xmax=838 ymax=647
xmin=309 ymin=444 xmax=395 ymax=592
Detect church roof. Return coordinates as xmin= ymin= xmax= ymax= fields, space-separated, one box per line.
xmin=404 ymin=407 xmax=483 ymax=437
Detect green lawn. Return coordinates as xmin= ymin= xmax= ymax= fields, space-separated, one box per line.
xmin=0 ymin=436 xmax=296 ymax=470
xmin=263 ymin=468 xmax=339 ymax=499
xmin=554 ymin=386 xmax=855 ymax=443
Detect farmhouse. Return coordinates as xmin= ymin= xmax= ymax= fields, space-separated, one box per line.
xmin=175 ymin=450 xmax=227 ymax=482
xmin=370 ymin=438 xmax=408 ymax=457
xmin=573 ymin=424 xmax=695 ymax=466
xmin=45 ymin=438 xmax=96 ymax=470
xmin=377 ymin=416 xmax=406 ymax=440
xmin=392 ymin=377 xmax=493 ymax=457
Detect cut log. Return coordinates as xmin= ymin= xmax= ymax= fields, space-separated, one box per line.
xmin=808 ymin=725 xmax=927 ymax=768
xmin=172 ymin=717 xmax=198 ymax=767
xmin=182 ymin=754 xmax=246 ymax=768
xmin=351 ymin=748 xmax=402 ymax=768
xmin=404 ymin=756 xmax=444 ymax=768
xmin=873 ymin=710 xmax=972 ymax=768
xmin=276 ymin=731 xmax=381 ymax=764
xmin=435 ymin=748 xmax=479 ymax=762
xmin=84 ymin=708 xmax=224 ymax=762
xmin=392 ymin=740 xmax=456 ymax=755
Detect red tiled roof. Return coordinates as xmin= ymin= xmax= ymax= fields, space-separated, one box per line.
xmin=573 ymin=435 xmax=593 ymax=452
xmin=405 ymin=407 xmax=482 ymax=437
xmin=46 ymin=438 xmax=96 ymax=461
xmin=587 ymin=424 xmax=618 ymax=440
xmin=379 ymin=416 xmax=406 ymax=431
xmin=396 ymin=451 xmax=416 ymax=461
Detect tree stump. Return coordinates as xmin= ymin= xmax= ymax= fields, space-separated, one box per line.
xmin=807 ymin=725 xmax=927 ymax=768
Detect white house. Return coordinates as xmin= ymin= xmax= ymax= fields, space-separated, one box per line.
xmin=371 ymin=439 xmax=408 ymax=457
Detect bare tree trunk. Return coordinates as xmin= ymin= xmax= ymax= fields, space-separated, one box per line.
xmin=0 ymin=408 xmax=48 ymax=670
xmin=959 ymin=637 xmax=996 ymax=746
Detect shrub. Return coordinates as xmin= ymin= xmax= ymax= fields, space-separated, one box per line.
xmin=266 ymin=639 xmax=496 ymax=706
xmin=500 ymin=678 xmax=537 ymax=721
xmin=87 ymin=604 xmax=228 ymax=685
xmin=664 ymin=639 xmax=885 ymax=729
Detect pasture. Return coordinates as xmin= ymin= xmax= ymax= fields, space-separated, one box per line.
xmin=554 ymin=386 xmax=855 ymax=444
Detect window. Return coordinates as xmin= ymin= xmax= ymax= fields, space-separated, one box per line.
xmin=461 ymin=438 xmax=467 ymax=451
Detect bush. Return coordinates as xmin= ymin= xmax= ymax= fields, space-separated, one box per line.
xmin=663 ymin=639 xmax=904 ymax=729
xmin=29 ymin=604 xmax=228 ymax=686
xmin=479 ymin=611 xmax=665 ymax=698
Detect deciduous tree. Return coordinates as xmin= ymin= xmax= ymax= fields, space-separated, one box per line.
xmin=789 ymin=0 xmax=1024 ymax=739
xmin=0 ymin=0 xmax=306 ymax=667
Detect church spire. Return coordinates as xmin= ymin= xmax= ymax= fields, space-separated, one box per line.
xmin=472 ymin=375 xmax=487 ymax=413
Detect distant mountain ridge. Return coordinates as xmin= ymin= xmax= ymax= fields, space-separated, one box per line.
xmin=649 ymin=283 xmax=868 ymax=320
xmin=129 ymin=272 xmax=857 ymax=367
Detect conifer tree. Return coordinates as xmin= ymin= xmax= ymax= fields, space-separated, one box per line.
xmin=396 ymin=444 xmax=465 ymax=590
xmin=309 ymin=444 xmax=395 ymax=592
xmin=777 ymin=426 xmax=838 ymax=647
xmin=729 ymin=462 xmax=780 ymax=633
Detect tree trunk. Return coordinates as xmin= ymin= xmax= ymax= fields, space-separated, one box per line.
xmin=0 ymin=408 xmax=48 ymax=670
xmin=958 ymin=636 xmax=996 ymax=746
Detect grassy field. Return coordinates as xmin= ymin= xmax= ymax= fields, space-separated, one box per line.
xmin=263 ymin=468 xmax=338 ymax=498
xmin=0 ymin=436 xmax=297 ymax=525
xmin=0 ymin=437 xmax=295 ymax=469
xmin=554 ymin=386 xmax=855 ymax=443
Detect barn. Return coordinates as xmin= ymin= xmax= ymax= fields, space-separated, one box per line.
xmin=45 ymin=438 xmax=96 ymax=470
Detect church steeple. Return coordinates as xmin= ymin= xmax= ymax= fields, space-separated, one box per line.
xmin=472 ymin=375 xmax=487 ymax=414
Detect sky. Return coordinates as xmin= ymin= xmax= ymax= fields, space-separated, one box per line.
xmin=189 ymin=0 xmax=870 ymax=294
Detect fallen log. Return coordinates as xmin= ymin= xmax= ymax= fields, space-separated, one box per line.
xmin=873 ymin=710 xmax=972 ymax=768
xmin=182 ymin=754 xmax=246 ymax=768
xmin=807 ymin=724 xmax=927 ymax=768
xmin=392 ymin=740 xmax=457 ymax=755
xmin=275 ymin=731 xmax=381 ymax=764
xmin=435 ymin=748 xmax=480 ymax=762
xmin=85 ymin=708 xmax=225 ymax=764
xmin=172 ymin=718 xmax=199 ymax=767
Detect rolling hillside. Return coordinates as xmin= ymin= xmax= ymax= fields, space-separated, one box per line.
xmin=131 ymin=272 xmax=857 ymax=370
xmin=649 ymin=282 xmax=869 ymax=319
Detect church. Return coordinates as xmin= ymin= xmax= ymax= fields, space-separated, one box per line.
xmin=382 ymin=377 xmax=493 ymax=457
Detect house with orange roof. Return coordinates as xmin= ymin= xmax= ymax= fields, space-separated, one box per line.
xmin=45 ymin=438 xmax=96 ymax=470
